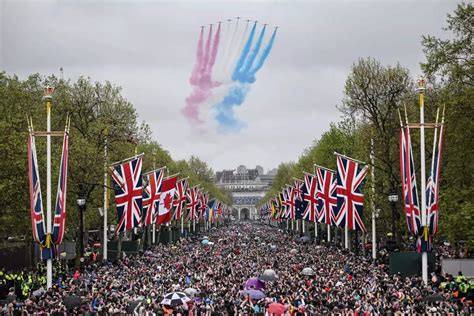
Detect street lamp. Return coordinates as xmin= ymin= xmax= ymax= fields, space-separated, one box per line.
xmin=388 ymin=193 xmax=398 ymax=244
xmin=77 ymin=197 xmax=86 ymax=258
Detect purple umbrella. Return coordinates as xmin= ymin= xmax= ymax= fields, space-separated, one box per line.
xmin=241 ymin=289 xmax=266 ymax=300
xmin=244 ymin=277 xmax=266 ymax=290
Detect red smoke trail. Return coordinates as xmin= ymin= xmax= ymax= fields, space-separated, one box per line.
xmin=200 ymin=25 xmax=213 ymax=76
xmin=184 ymin=25 xmax=222 ymax=124
xmin=189 ymin=29 xmax=204 ymax=86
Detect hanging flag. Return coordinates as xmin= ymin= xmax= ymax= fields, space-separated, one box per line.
xmin=286 ymin=186 xmax=296 ymax=220
xmin=157 ymin=175 xmax=178 ymax=225
xmin=142 ymin=167 xmax=165 ymax=226
xmin=198 ymin=192 xmax=208 ymax=220
xmin=186 ymin=186 xmax=199 ymax=221
xmin=315 ymin=166 xmax=337 ymax=226
xmin=28 ymin=126 xmax=46 ymax=245
xmin=206 ymin=199 xmax=215 ymax=223
xmin=400 ymin=126 xmax=421 ymax=236
xmin=426 ymin=122 xmax=444 ymax=235
xmin=52 ymin=123 xmax=69 ymax=246
xmin=278 ymin=190 xmax=287 ymax=219
xmin=173 ymin=178 xmax=189 ymax=220
xmin=302 ymin=173 xmax=318 ymax=222
xmin=335 ymin=154 xmax=368 ymax=232
xmin=294 ymin=179 xmax=307 ymax=220
xmin=293 ymin=179 xmax=304 ymax=201
xmin=111 ymin=156 xmax=143 ymax=234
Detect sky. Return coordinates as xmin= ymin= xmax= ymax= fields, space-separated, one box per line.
xmin=0 ymin=0 xmax=458 ymax=173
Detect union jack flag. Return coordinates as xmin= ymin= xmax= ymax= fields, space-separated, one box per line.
xmin=111 ymin=156 xmax=143 ymax=234
xmin=142 ymin=167 xmax=165 ymax=226
xmin=315 ymin=166 xmax=337 ymax=226
xmin=198 ymin=192 xmax=208 ymax=220
xmin=173 ymin=178 xmax=189 ymax=220
xmin=186 ymin=186 xmax=199 ymax=221
xmin=302 ymin=173 xmax=317 ymax=222
xmin=426 ymin=124 xmax=444 ymax=236
xmin=294 ymin=179 xmax=307 ymax=220
xmin=335 ymin=154 xmax=368 ymax=232
xmin=52 ymin=128 xmax=69 ymax=246
xmin=294 ymin=179 xmax=304 ymax=201
xmin=400 ymin=126 xmax=421 ymax=235
xmin=286 ymin=186 xmax=296 ymax=220
xmin=28 ymin=129 xmax=46 ymax=245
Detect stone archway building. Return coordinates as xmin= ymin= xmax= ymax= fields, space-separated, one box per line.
xmin=216 ymin=165 xmax=275 ymax=220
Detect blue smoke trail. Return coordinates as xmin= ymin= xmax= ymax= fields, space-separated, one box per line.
xmin=215 ymin=25 xmax=277 ymax=132
xmin=245 ymin=28 xmax=277 ymax=83
xmin=237 ymin=25 xmax=266 ymax=82
xmin=215 ymin=85 xmax=249 ymax=132
xmin=231 ymin=22 xmax=257 ymax=82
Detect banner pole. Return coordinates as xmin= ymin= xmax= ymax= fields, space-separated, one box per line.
xmin=43 ymin=87 xmax=53 ymax=289
xmin=418 ymin=78 xmax=428 ymax=285
xmin=370 ymin=138 xmax=377 ymax=260
xmin=103 ymin=132 xmax=108 ymax=260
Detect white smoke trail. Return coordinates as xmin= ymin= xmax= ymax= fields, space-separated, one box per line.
xmin=214 ymin=19 xmax=231 ymax=82
xmin=223 ymin=20 xmax=250 ymax=84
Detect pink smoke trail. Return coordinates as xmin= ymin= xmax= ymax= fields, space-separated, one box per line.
xmin=183 ymin=25 xmax=222 ymax=124
xmin=204 ymin=23 xmax=221 ymax=86
xmin=200 ymin=25 xmax=213 ymax=76
xmin=189 ymin=29 xmax=204 ymax=86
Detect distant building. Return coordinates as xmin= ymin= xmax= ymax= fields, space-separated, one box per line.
xmin=215 ymin=165 xmax=275 ymax=220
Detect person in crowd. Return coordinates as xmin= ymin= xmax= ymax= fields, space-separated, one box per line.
xmin=1 ymin=223 xmax=473 ymax=315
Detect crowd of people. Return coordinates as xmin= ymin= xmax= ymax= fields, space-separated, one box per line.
xmin=1 ymin=222 xmax=473 ymax=315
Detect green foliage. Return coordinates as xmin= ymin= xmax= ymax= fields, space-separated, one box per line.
xmin=0 ymin=73 xmax=229 ymax=239
xmin=259 ymin=4 xmax=473 ymax=246
xmin=421 ymin=2 xmax=473 ymax=87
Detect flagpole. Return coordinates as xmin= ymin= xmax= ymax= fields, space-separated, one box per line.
xmin=370 ymin=138 xmax=377 ymax=260
xmin=327 ymin=224 xmax=330 ymax=242
xmin=151 ymin=150 xmax=157 ymax=244
xmin=181 ymin=216 xmax=184 ymax=236
xmin=345 ymin=225 xmax=349 ymax=249
xmin=302 ymin=220 xmax=305 ymax=234
xmin=314 ymin=222 xmax=318 ymax=238
xmin=418 ymin=78 xmax=428 ymax=285
xmin=44 ymin=87 xmax=53 ymax=289
xmin=103 ymin=130 xmax=108 ymax=260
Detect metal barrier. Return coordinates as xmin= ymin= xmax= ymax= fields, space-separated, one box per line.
xmin=441 ymin=259 xmax=474 ymax=277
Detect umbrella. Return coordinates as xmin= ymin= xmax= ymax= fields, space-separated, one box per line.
xmin=290 ymin=248 xmax=298 ymax=254
xmin=299 ymin=236 xmax=311 ymax=243
xmin=63 ymin=295 xmax=82 ymax=310
xmin=268 ymin=302 xmax=285 ymax=315
xmin=241 ymin=289 xmax=265 ymax=300
xmin=202 ymin=236 xmax=209 ymax=240
xmin=207 ymin=241 xmax=214 ymax=245
xmin=126 ymin=300 xmax=141 ymax=313
xmin=259 ymin=269 xmax=277 ymax=282
xmin=423 ymin=294 xmax=445 ymax=302
xmin=32 ymin=288 xmax=46 ymax=297
xmin=270 ymin=245 xmax=277 ymax=250
xmin=244 ymin=277 xmax=266 ymax=290
xmin=161 ymin=292 xmax=191 ymax=306
xmin=201 ymin=239 xmax=209 ymax=245
xmin=301 ymin=267 xmax=316 ymax=276
xmin=184 ymin=288 xmax=199 ymax=297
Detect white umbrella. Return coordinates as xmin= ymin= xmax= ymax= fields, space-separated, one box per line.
xmin=301 ymin=267 xmax=316 ymax=276
xmin=184 ymin=288 xmax=199 ymax=297
xmin=161 ymin=292 xmax=191 ymax=306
